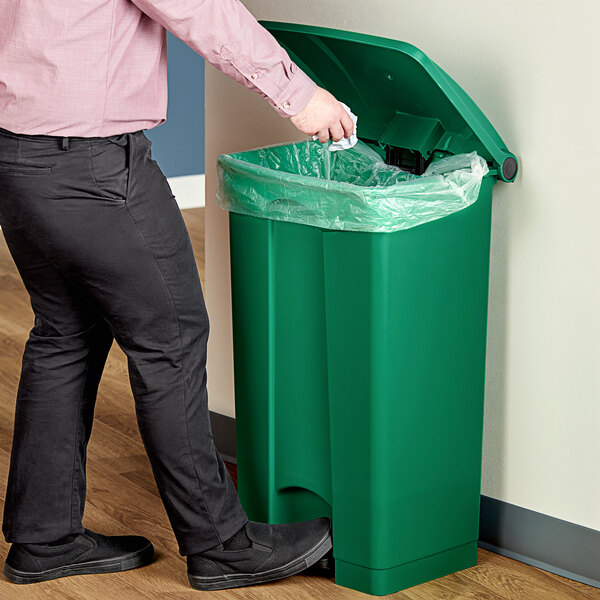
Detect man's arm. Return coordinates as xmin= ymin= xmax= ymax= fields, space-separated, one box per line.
xmin=130 ymin=0 xmax=354 ymax=140
xmin=129 ymin=0 xmax=317 ymax=118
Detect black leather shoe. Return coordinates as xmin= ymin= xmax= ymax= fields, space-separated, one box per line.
xmin=4 ymin=528 xmax=154 ymax=584
xmin=187 ymin=517 xmax=332 ymax=591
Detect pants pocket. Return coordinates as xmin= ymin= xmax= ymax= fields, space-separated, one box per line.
xmin=89 ymin=137 xmax=129 ymax=202
xmin=0 ymin=160 xmax=53 ymax=176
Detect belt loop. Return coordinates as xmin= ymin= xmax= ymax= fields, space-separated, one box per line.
xmin=60 ymin=137 xmax=70 ymax=151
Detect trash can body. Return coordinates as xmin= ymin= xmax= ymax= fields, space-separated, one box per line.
xmin=221 ymin=21 xmax=517 ymax=596
xmin=230 ymin=177 xmax=495 ymax=595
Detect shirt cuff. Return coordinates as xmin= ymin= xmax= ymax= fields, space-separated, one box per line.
xmin=269 ymin=65 xmax=317 ymax=118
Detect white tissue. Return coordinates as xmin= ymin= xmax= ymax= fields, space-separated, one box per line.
xmin=312 ymin=101 xmax=358 ymax=151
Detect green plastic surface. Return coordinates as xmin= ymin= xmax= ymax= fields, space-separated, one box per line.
xmin=230 ymin=178 xmax=495 ymax=595
xmin=260 ymin=21 xmax=518 ymax=182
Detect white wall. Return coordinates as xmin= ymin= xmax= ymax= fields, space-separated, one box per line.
xmin=205 ymin=1 xmax=600 ymax=532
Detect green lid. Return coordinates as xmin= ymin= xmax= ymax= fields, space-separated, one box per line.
xmin=261 ymin=21 xmax=518 ymax=182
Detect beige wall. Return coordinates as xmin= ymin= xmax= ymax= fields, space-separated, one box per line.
xmin=205 ymin=1 xmax=600 ymax=531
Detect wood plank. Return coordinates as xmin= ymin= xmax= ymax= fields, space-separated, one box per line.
xmin=459 ymin=548 xmax=599 ymax=600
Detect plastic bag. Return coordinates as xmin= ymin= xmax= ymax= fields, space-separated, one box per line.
xmin=216 ymin=138 xmax=489 ymax=233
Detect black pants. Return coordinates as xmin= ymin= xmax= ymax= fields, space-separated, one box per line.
xmin=0 ymin=125 xmax=247 ymax=555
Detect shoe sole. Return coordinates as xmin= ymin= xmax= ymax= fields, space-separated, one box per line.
xmin=3 ymin=542 xmax=155 ymax=584
xmin=188 ymin=528 xmax=333 ymax=591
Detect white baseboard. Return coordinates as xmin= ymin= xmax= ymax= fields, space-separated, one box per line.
xmin=168 ymin=173 xmax=205 ymax=209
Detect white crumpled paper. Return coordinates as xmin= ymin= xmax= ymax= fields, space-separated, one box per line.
xmin=312 ymin=101 xmax=358 ymax=151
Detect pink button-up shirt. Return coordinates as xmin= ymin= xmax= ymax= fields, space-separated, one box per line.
xmin=0 ymin=0 xmax=317 ymax=137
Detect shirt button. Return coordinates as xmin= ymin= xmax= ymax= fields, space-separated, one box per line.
xmin=283 ymin=101 xmax=291 ymax=108
xmin=250 ymin=73 xmax=258 ymax=79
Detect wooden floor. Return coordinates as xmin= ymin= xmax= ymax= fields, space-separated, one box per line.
xmin=0 ymin=207 xmax=597 ymax=599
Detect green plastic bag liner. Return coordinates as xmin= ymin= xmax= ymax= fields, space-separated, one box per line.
xmin=216 ymin=139 xmax=489 ymax=233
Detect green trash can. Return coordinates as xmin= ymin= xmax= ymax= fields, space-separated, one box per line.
xmin=216 ymin=22 xmax=518 ymax=596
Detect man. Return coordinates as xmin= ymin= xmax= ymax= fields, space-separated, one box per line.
xmin=0 ymin=0 xmax=353 ymax=591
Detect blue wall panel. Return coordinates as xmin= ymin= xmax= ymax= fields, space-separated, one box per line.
xmin=144 ymin=31 xmax=205 ymax=178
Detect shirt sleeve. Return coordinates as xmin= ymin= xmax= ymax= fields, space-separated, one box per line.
xmin=129 ymin=0 xmax=317 ymax=117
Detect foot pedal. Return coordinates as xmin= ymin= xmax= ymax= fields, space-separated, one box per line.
xmin=305 ymin=550 xmax=334 ymax=577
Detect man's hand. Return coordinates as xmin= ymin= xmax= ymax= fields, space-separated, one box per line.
xmin=290 ymin=86 xmax=355 ymax=143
